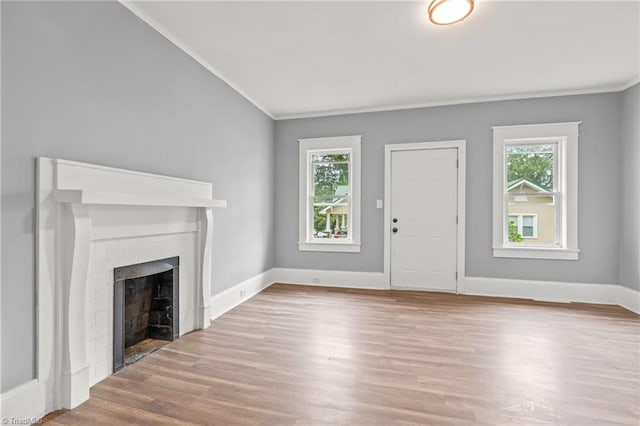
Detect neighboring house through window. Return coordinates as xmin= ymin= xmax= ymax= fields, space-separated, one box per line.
xmin=298 ymin=135 xmax=361 ymax=252
xmin=493 ymin=122 xmax=580 ymax=260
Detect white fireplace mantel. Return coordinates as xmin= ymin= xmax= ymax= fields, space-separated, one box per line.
xmin=36 ymin=158 xmax=226 ymax=412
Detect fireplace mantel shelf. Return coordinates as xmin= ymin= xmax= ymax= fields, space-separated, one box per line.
xmin=53 ymin=189 xmax=227 ymax=209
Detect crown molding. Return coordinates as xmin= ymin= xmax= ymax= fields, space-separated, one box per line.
xmin=119 ymin=1 xmax=639 ymax=123
xmin=274 ymin=79 xmax=640 ymax=120
xmin=119 ymin=0 xmax=275 ymax=120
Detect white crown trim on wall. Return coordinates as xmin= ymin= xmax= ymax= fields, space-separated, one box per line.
xmin=119 ymin=1 xmax=639 ymax=122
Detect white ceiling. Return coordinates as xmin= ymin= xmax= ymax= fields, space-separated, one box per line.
xmin=123 ymin=1 xmax=640 ymax=119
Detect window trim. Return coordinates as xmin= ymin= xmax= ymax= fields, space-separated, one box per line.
xmin=492 ymin=122 xmax=580 ymax=260
xmin=298 ymin=135 xmax=361 ymax=252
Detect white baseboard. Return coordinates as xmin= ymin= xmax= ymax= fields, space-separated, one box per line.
xmin=0 ymin=379 xmax=46 ymax=424
xmin=6 ymin=270 xmax=635 ymax=425
xmin=617 ymin=285 xmax=640 ymax=314
xmin=268 ymin=269 xmax=638 ymax=314
xmin=272 ymin=267 xmax=387 ymax=290
xmin=461 ymin=276 xmax=620 ymax=305
xmin=208 ymin=268 xmax=386 ymax=323
xmin=210 ymin=269 xmax=275 ymax=320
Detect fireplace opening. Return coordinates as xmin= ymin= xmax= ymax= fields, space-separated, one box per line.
xmin=113 ymin=257 xmax=179 ymax=372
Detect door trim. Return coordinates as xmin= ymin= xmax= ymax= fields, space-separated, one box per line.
xmin=384 ymin=140 xmax=466 ymax=292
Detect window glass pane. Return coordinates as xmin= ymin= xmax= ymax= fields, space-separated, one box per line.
xmin=522 ymin=215 xmax=535 ymax=237
xmin=507 ymin=197 xmax=556 ymax=244
xmin=310 ymin=151 xmax=351 ymax=240
xmin=506 ymin=144 xmax=555 ymax=192
xmin=312 ymin=154 xmax=350 ymax=196
xmin=312 ymin=153 xmax=349 ymax=162
xmin=313 ymin=198 xmax=349 ymax=239
xmin=506 ymin=143 xmax=556 ymax=245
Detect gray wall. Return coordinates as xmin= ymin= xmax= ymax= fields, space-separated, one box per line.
xmin=1 ymin=0 xmax=634 ymax=398
xmin=619 ymin=84 xmax=639 ymax=291
xmin=275 ymin=93 xmax=622 ymax=285
xmin=1 ymin=1 xmax=275 ymax=392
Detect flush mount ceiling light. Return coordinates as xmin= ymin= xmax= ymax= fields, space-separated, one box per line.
xmin=428 ymin=0 xmax=475 ymax=25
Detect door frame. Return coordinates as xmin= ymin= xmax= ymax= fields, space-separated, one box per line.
xmin=384 ymin=140 xmax=466 ymax=292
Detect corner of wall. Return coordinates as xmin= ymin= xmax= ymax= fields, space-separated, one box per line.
xmin=618 ymin=83 xmax=640 ymax=292
xmin=210 ymin=269 xmax=275 ymax=320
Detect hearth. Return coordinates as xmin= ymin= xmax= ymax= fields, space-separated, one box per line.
xmin=113 ymin=257 xmax=179 ymax=372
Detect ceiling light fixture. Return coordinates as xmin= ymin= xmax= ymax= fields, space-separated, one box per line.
xmin=428 ymin=0 xmax=474 ymax=26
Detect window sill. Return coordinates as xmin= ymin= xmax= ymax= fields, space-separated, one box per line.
xmin=298 ymin=241 xmax=361 ymax=253
xmin=493 ymin=247 xmax=579 ymax=260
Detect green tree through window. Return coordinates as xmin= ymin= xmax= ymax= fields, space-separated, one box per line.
xmin=506 ymin=144 xmax=555 ymax=191
xmin=312 ymin=154 xmax=349 ymax=195
xmin=508 ymin=220 xmax=523 ymax=242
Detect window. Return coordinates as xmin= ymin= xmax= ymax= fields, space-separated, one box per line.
xmin=298 ymin=135 xmax=361 ymax=252
xmin=508 ymin=214 xmax=537 ymax=239
xmin=493 ymin=122 xmax=580 ymax=260
xmin=521 ymin=215 xmax=535 ymax=238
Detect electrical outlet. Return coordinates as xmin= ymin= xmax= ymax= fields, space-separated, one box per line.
xmin=312 ymin=277 xmax=320 ymax=284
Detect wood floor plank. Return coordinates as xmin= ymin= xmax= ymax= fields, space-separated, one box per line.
xmin=45 ymin=284 xmax=640 ymax=425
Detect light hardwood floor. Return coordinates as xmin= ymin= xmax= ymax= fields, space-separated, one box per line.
xmin=46 ymin=284 xmax=640 ymax=425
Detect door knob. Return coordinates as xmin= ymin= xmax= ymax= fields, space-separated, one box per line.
xmin=392 ymin=227 xmax=398 ymax=233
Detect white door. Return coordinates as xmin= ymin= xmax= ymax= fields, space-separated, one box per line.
xmin=390 ymin=148 xmax=458 ymax=291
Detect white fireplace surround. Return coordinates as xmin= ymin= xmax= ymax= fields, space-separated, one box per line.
xmin=35 ymin=158 xmax=226 ymax=412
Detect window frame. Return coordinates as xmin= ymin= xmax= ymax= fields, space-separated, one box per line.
xmin=298 ymin=135 xmax=361 ymax=252
xmin=492 ymin=122 xmax=580 ymax=260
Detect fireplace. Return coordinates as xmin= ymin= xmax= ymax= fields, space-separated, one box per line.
xmin=37 ymin=157 xmax=226 ymax=410
xmin=113 ymin=257 xmax=180 ymax=372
